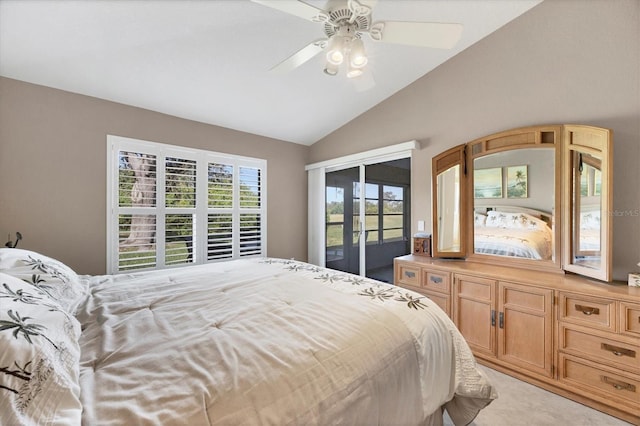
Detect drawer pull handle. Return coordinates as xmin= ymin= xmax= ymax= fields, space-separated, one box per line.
xmin=601 ymin=376 xmax=636 ymax=393
xmin=601 ymin=343 xmax=636 ymax=358
xmin=429 ymin=276 xmax=443 ymax=284
xmin=575 ymin=304 xmax=600 ymax=316
xmin=404 ymin=271 xmax=416 ymax=279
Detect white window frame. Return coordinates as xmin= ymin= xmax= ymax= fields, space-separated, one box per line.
xmin=107 ymin=135 xmax=267 ymax=274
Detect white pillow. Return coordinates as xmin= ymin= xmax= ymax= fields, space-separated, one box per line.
xmin=486 ymin=211 xmax=548 ymax=230
xmin=486 ymin=211 xmax=519 ymax=228
xmin=580 ymin=210 xmax=600 ymax=230
xmin=0 ymin=272 xmax=82 ymax=425
xmin=0 ymin=249 xmax=87 ymax=315
xmin=474 ymin=213 xmax=487 ymax=227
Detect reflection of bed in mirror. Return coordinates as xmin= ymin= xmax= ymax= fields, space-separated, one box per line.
xmin=473 ymin=206 xmax=553 ymax=260
xmin=577 ymin=208 xmax=600 ymax=252
xmin=573 ymin=203 xmax=601 ymax=268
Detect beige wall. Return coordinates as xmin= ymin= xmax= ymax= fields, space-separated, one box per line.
xmin=310 ymin=0 xmax=640 ymax=281
xmin=1 ymin=0 xmax=638 ymax=280
xmin=0 ymin=77 xmax=309 ymax=275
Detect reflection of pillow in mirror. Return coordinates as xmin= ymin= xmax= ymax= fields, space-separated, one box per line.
xmin=581 ymin=211 xmax=600 ymax=230
xmin=524 ymin=216 xmax=549 ymax=231
xmin=475 ymin=213 xmax=487 ymax=227
xmin=486 ymin=211 xmax=522 ymax=228
xmin=486 ymin=211 xmax=548 ymax=230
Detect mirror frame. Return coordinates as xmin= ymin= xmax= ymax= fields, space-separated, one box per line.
xmin=465 ymin=126 xmax=563 ymax=273
xmin=430 ymin=124 xmax=613 ymax=281
xmin=562 ymin=125 xmax=612 ymax=281
xmin=432 ymin=144 xmax=467 ymax=258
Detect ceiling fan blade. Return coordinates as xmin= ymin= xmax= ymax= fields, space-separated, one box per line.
xmin=251 ymin=0 xmax=329 ymax=23
xmin=370 ymin=21 xmax=463 ymax=49
xmin=270 ymin=39 xmax=327 ymax=74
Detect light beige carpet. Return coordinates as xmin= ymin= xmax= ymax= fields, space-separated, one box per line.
xmin=444 ymin=365 xmax=633 ymax=426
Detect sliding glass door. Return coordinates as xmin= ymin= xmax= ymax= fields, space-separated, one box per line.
xmin=325 ymin=167 xmax=360 ymax=274
xmin=325 ymin=159 xmax=410 ymax=281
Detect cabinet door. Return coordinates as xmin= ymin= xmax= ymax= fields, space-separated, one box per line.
xmin=497 ymin=281 xmax=554 ymax=378
xmin=454 ymin=274 xmax=497 ymax=359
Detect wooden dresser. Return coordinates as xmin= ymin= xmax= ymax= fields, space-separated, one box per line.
xmin=394 ymin=255 xmax=640 ymax=424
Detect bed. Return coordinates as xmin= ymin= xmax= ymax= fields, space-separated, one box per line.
xmin=474 ymin=208 xmax=553 ymax=260
xmin=0 ymin=248 xmax=496 ymax=425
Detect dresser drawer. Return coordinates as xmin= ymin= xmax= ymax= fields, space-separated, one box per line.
xmin=620 ymin=302 xmax=640 ymax=338
xmin=396 ymin=263 xmax=420 ymax=287
xmin=559 ymin=293 xmax=616 ymax=331
xmin=559 ymin=325 xmax=639 ymax=372
xmin=424 ymin=291 xmax=451 ymax=317
xmin=421 ymin=269 xmax=450 ymax=294
xmin=559 ymin=354 xmax=640 ymax=409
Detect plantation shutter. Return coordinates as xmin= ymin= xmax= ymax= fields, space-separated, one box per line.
xmin=207 ymin=163 xmax=234 ymax=260
xmin=108 ymin=136 xmax=267 ymax=274
xmin=117 ymin=151 xmax=158 ymax=271
xmin=239 ymin=167 xmax=262 ymax=257
xmin=164 ymin=156 xmax=197 ymax=266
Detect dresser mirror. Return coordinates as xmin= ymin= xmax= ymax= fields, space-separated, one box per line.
xmin=563 ymin=125 xmax=612 ymax=281
xmin=432 ymin=144 xmax=467 ymax=258
xmin=436 ymin=164 xmax=461 ymax=253
xmin=471 ymin=147 xmax=558 ymax=269
xmin=431 ymin=125 xmax=612 ymax=281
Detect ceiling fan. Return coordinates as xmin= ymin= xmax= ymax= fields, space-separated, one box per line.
xmin=251 ymin=0 xmax=463 ymax=78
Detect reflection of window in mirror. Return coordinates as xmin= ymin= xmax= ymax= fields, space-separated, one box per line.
xmin=579 ymin=155 xmax=602 ymax=197
xmin=573 ymin=152 xmax=602 ymax=269
xmin=437 ymin=165 xmax=461 ymax=252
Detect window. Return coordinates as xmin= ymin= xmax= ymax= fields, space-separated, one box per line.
xmin=325 ymin=185 xmax=345 ymax=261
xmin=352 ymin=182 xmax=406 ymax=245
xmin=107 ymin=136 xmax=266 ymax=273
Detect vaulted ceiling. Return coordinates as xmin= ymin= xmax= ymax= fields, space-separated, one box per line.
xmin=0 ymin=0 xmax=542 ymax=145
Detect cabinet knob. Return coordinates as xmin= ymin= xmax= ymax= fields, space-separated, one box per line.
xmin=601 ymin=343 xmax=636 ymax=358
xmin=601 ymin=376 xmax=636 ymax=392
xmin=575 ymin=304 xmax=599 ymax=316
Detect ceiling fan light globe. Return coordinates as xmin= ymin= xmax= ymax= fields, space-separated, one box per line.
xmin=324 ymin=61 xmax=339 ymax=76
xmin=326 ymin=35 xmax=345 ymax=65
xmin=327 ymin=49 xmax=344 ymax=65
xmin=350 ymin=54 xmax=368 ymax=68
xmin=349 ymin=38 xmax=368 ymax=68
xmin=347 ymin=68 xmax=364 ymax=78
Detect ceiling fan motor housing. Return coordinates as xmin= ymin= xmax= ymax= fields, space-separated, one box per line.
xmin=323 ymin=4 xmax=371 ymax=38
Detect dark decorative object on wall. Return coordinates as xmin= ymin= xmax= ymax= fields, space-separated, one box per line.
xmin=5 ymin=232 xmax=22 ymax=248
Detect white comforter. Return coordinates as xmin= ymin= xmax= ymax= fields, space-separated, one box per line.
xmin=77 ymin=258 xmax=495 ymax=425
xmin=474 ymin=226 xmax=552 ymax=259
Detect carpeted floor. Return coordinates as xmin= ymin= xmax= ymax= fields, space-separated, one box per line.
xmin=444 ymin=364 xmax=633 ymax=426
